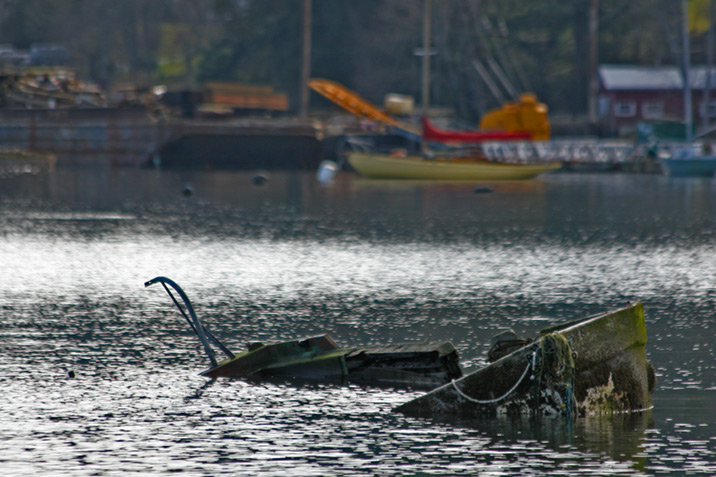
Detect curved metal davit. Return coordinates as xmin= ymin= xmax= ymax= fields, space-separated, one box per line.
xmin=145 ymin=276 xmax=235 ymax=368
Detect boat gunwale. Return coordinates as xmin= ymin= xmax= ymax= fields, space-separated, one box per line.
xmin=347 ymin=152 xmax=561 ymax=180
xmin=393 ymin=302 xmax=651 ymax=417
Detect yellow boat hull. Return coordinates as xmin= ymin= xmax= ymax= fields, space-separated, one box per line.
xmin=347 ymin=152 xmax=561 ymax=180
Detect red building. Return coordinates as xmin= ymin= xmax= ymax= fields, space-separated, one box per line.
xmin=598 ymin=65 xmax=716 ymax=137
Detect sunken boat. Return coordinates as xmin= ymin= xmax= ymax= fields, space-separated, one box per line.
xmin=145 ymin=277 xmax=462 ymax=389
xmin=394 ymin=302 xmax=656 ymax=419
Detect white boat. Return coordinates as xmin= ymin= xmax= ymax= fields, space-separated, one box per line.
xmin=660 ymin=146 xmax=716 ymax=177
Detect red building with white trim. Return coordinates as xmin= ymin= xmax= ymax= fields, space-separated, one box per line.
xmin=598 ymin=65 xmax=716 ymax=137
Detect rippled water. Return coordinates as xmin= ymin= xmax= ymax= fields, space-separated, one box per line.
xmin=1 ymin=169 xmax=715 ymax=475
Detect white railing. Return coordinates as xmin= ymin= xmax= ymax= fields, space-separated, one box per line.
xmin=481 ymin=140 xmax=636 ymax=165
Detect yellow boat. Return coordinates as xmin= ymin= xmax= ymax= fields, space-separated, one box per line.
xmin=347 ymin=152 xmax=561 ymax=181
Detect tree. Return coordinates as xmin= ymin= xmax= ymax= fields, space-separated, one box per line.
xmin=0 ymin=0 xmax=698 ymax=120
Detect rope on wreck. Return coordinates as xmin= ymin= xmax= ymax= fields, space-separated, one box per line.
xmin=450 ymin=350 xmax=536 ymax=405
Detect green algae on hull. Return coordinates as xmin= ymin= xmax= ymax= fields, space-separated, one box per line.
xmin=394 ymin=302 xmax=654 ymax=419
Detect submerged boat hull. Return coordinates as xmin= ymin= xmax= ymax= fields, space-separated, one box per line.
xmin=202 ymin=335 xmax=463 ymax=389
xmin=347 ymin=152 xmax=561 ymax=180
xmin=394 ymin=302 xmax=654 ymax=419
xmin=145 ymin=276 xmax=462 ymax=390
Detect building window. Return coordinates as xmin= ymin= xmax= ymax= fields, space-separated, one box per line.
xmin=701 ymin=101 xmax=716 ymax=118
xmin=614 ymin=101 xmax=637 ymax=117
xmin=642 ymin=101 xmax=664 ymax=119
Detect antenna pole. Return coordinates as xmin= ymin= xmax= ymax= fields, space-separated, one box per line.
xmin=421 ymin=0 xmax=432 ymax=115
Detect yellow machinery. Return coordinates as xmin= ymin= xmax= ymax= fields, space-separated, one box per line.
xmin=479 ymin=93 xmax=551 ymax=140
xmin=309 ymin=78 xmax=550 ymax=140
xmin=308 ymin=78 xmax=420 ymax=135
xmin=309 ymin=79 xmax=400 ymax=126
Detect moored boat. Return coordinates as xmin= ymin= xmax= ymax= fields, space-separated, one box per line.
xmin=0 ymin=148 xmax=56 ymax=175
xmin=394 ymin=302 xmax=655 ymax=419
xmin=145 ymin=276 xmax=462 ymax=389
xmin=659 ymin=147 xmax=716 ymax=177
xmin=347 ymin=151 xmax=561 ymax=180
xmin=422 ymin=116 xmax=532 ymax=143
xmin=657 ymin=2 xmax=716 ymax=179
xmin=660 ymin=156 xmax=716 ymax=177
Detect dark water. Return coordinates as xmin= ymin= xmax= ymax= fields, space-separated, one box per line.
xmin=1 ymin=169 xmax=715 ymax=475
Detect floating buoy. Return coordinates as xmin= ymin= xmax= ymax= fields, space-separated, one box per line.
xmin=251 ymin=174 xmax=268 ymax=186
xmin=317 ymin=160 xmax=338 ymax=183
xmin=182 ymin=185 xmax=194 ymax=196
xmin=473 ymin=186 xmax=493 ymax=194
xmin=68 ymin=370 xmax=75 ymax=378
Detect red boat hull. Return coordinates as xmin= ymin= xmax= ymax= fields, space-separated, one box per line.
xmin=422 ymin=117 xmax=532 ymax=143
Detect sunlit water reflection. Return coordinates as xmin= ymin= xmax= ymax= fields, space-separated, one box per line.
xmin=1 ymin=170 xmax=715 ymax=475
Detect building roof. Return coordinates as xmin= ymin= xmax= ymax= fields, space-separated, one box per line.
xmin=599 ymin=65 xmax=682 ymax=90
xmin=599 ymin=65 xmax=716 ymax=91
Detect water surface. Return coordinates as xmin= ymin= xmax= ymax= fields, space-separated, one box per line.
xmin=1 ymin=169 xmax=715 ymax=475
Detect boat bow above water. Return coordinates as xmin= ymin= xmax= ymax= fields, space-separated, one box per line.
xmin=395 ymin=302 xmax=655 ymax=419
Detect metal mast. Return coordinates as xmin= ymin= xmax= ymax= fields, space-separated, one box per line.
xmin=421 ymin=0 xmax=433 ymax=115
xmin=683 ymin=0 xmax=692 ymax=142
xmin=588 ymin=0 xmax=599 ymax=125
xmin=702 ymin=0 xmax=715 ymax=131
xmin=300 ymin=0 xmax=312 ymax=117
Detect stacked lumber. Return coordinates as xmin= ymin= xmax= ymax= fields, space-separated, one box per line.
xmin=203 ymin=82 xmax=289 ymax=112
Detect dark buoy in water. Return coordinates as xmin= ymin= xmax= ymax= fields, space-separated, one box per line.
xmin=251 ymin=174 xmax=268 ymax=186
xmin=473 ymin=186 xmax=493 ymax=194
xmin=68 ymin=370 xmax=75 ymax=378
xmin=182 ymin=185 xmax=194 ymax=196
